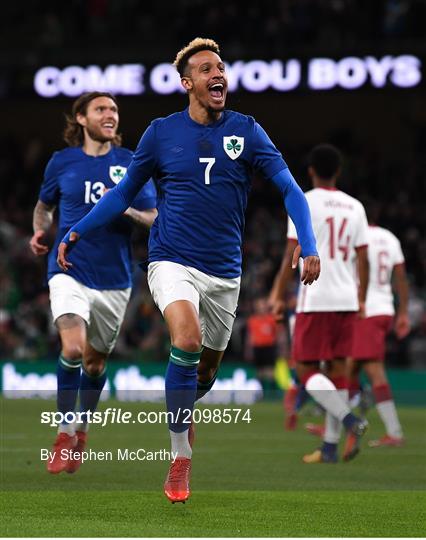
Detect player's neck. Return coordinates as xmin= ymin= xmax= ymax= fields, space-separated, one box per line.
xmin=314 ymin=179 xmax=337 ymax=190
xmin=188 ymin=102 xmax=222 ymax=126
xmin=82 ymin=138 xmax=112 ymax=157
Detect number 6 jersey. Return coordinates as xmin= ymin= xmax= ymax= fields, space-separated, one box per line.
xmin=364 ymin=225 xmax=405 ymax=317
xmin=39 ymin=146 xmax=156 ymax=289
xmin=287 ymin=187 xmax=369 ymax=312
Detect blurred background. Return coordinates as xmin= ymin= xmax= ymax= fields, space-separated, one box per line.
xmin=1 ymin=0 xmax=425 ymax=395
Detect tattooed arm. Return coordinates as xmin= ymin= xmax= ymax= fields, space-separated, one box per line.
xmin=29 ymin=200 xmax=56 ymax=256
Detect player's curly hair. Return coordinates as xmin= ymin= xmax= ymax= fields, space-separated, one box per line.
xmin=63 ymin=91 xmax=122 ymax=147
xmin=173 ymin=37 xmax=221 ymax=77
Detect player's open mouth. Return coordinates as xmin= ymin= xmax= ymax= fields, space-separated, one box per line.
xmin=208 ymin=83 xmax=224 ymax=102
xmin=102 ymin=123 xmax=115 ymax=129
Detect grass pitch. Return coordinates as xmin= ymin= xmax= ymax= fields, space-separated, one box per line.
xmin=1 ymin=398 xmax=425 ymax=537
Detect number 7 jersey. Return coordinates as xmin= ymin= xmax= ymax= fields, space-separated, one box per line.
xmin=287 ymin=187 xmax=369 ymax=312
xmin=127 ymin=108 xmax=287 ymax=278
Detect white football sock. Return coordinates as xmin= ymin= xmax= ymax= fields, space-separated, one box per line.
xmin=58 ymin=423 xmax=76 ymax=436
xmin=305 ymin=374 xmax=351 ymax=422
xmin=376 ymin=400 xmax=403 ymax=438
xmin=75 ymin=420 xmax=89 ymax=433
xmin=169 ymin=429 xmax=192 ymax=459
xmin=324 ymin=389 xmax=348 ymax=444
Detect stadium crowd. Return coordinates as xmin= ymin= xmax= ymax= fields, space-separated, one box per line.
xmin=0 ymin=129 xmax=424 ymax=366
xmin=3 ymin=0 xmax=426 ymax=66
xmin=1 ymin=1 xmax=425 ymax=367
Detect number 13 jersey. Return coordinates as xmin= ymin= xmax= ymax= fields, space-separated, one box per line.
xmin=287 ymin=187 xmax=369 ymax=312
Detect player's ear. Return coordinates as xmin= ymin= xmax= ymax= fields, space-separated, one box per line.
xmin=181 ymin=77 xmax=193 ymax=92
xmin=76 ymin=112 xmax=87 ymax=127
xmin=307 ymin=166 xmax=315 ymax=179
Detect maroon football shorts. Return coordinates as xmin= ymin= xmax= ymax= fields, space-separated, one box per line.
xmin=352 ymin=315 xmax=393 ymax=361
xmin=292 ymin=311 xmax=357 ymax=362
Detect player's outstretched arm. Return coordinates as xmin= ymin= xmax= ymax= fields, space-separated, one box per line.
xmin=271 ymin=168 xmax=320 ymax=285
xmin=57 ymin=171 xmax=145 ymax=270
xmin=393 ymin=263 xmax=410 ymax=339
xmin=29 ymin=200 xmax=55 ymax=256
xmin=103 ymin=187 xmax=157 ymax=229
xmin=355 ymin=245 xmax=369 ymax=318
xmin=57 ymin=231 xmax=80 ymax=270
xmin=124 ymin=207 xmax=158 ymax=228
xmin=269 ymin=239 xmax=298 ymax=320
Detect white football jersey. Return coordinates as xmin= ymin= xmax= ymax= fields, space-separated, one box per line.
xmin=288 ymin=187 xmax=369 ymax=312
xmin=364 ymin=225 xmax=404 ymax=317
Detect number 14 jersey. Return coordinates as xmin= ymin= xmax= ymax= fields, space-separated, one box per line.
xmin=287 ymin=187 xmax=369 ymax=312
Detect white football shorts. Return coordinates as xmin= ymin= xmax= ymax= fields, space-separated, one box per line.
xmin=48 ymin=273 xmax=131 ymax=354
xmin=148 ymin=261 xmax=240 ymax=351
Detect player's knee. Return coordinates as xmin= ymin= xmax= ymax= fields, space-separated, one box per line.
xmin=327 ymin=359 xmax=346 ymax=378
xmin=296 ymin=363 xmax=320 ymax=386
xmin=369 ymin=370 xmax=388 ymax=387
xmin=173 ymin=336 xmax=202 ymax=353
xmin=61 ymin=344 xmax=84 ymax=361
xmin=83 ymin=359 xmax=106 ymax=377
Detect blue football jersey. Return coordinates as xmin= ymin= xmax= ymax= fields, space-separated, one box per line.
xmin=127 ymin=108 xmax=287 ymax=278
xmin=40 ymin=146 xmax=156 ymax=289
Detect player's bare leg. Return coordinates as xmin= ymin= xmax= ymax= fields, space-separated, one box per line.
xmin=47 ymin=314 xmax=85 ymax=474
xmin=67 ymin=343 xmax=108 ymax=473
xmin=327 ymin=359 xmax=367 ymax=462
xmin=188 ymin=347 xmax=224 ymax=447
xmin=363 ymin=361 xmax=404 ymax=447
xmin=197 ymin=347 xmax=223 ymax=398
xmin=163 ymin=300 xmax=202 ymax=503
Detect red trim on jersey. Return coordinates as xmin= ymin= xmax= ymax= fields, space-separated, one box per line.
xmin=355 ymin=244 xmax=368 ymax=251
xmin=393 ymin=262 xmax=405 ymax=269
xmin=316 ymin=186 xmax=339 ymax=191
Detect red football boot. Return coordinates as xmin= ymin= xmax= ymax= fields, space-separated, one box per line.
xmin=343 ymin=419 xmax=368 ymax=462
xmin=66 ymin=431 xmax=87 ymax=474
xmin=164 ymin=457 xmax=192 ymax=503
xmin=46 ymin=432 xmax=77 ymax=474
xmin=285 ymin=412 xmax=298 ymax=431
xmin=368 ymin=435 xmax=405 ymax=448
xmin=305 ymin=422 xmax=325 ymax=437
xmin=283 ymin=386 xmax=298 ymax=414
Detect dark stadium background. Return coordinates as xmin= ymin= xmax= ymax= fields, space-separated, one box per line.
xmin=1 ymin=0 xmax=425 ymax=374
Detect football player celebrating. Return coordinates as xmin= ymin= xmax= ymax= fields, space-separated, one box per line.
xmin=30 ymin=92 xmax=157 ymax=474
xmin=57 ymin=39 xmax=320 ymax=502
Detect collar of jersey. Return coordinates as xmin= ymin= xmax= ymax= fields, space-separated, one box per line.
xmin=78 ymin=146 xmax=115 ymax=159
xmin=183 ymin=107 xmax=226 ymax=129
